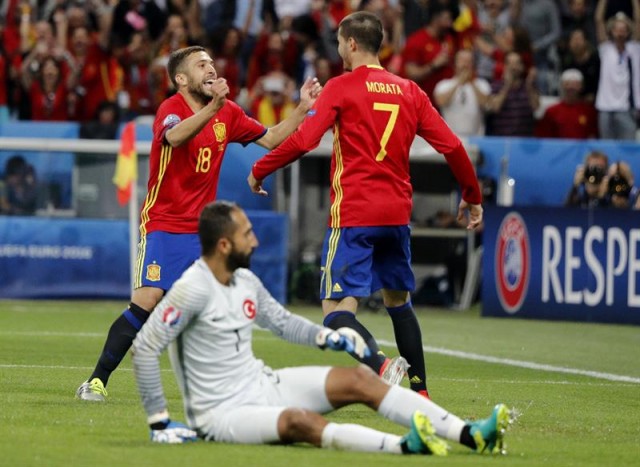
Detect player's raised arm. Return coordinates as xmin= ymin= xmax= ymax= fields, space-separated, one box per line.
xmin=254 ymin=77 xmax=322 ymax=150
xmin=165 ymin=78 xmax=229 ymax=147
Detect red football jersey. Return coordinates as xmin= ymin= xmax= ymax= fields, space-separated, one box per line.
xmin=253 ymin=65 xmax=480 ymax=227
xmin=141 ymin=94 xmax=266 ymax=234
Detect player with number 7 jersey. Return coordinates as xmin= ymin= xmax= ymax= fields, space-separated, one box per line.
xmin=249 ymin=11 xmax=483 ymax=398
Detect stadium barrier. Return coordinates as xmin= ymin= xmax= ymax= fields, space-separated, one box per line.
xmin=0 ymin=122 xmax=287 ymax=302
xmin=483 ymin=206 xmax=640 ymax=325
xmin=0 ymin=212 xmax=288 ymax=302
xmin=469 ymin=136 xmax=640 ymax=206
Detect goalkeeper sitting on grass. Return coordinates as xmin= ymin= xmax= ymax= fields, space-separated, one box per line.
xmin=132 ymin=201 xmax=513 ymax=455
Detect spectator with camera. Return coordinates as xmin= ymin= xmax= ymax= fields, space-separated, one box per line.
xmin=565 ymin=150 xmax=609 ymax=207
xmin=604 ymin=161 xmax=639 ymax=209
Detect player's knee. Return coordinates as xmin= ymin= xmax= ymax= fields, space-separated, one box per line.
xmin=347 ymin=365 xmax=382 ymax=401
xmin=278 ymin=408 xmax=324 ymax=445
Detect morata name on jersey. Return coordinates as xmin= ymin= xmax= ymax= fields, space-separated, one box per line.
xmin=366 ymin=81 xmax=403 ymax=95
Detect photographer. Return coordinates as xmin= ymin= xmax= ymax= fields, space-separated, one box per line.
xmin=565 ymin=150 xmax=609 ymax=207
xmin=604 ymin=161 xmax=639 ymax=209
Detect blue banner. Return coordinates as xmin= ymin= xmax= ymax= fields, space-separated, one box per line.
xmin=468 ymin=137 xmax=640 ymax=206
xmin=0 ymin=213 xmax=288 ymax=303
xmin=482 ymin=206 xmax=640 ymax=325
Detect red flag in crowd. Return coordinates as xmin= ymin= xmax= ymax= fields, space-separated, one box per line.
xmin=112 ymin=122 xmax=137 ymax=206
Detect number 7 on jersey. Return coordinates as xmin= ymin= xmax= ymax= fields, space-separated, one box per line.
xmin=373 ymin=102 xmax=399 ymax=161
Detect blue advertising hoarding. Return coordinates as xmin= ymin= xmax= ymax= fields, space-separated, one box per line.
xmin=0 ymin=212 xmax=288 ymax=302
xmin=482 ymin=206 xmax=640 ymax=325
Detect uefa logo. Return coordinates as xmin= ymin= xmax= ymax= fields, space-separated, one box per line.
xmin=495 ymin=212 xmax=530 ymax=313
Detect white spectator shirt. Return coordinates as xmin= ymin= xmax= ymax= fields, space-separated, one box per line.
xmin=595 ymin=41 xmax=640 ymax=112
xmin=132 ymin=259 xmax=323 ymax=430
xmin=434 ymin=77 xmax=491 ymax=136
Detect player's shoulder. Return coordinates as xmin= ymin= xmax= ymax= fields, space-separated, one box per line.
xmin=155 ymin=94 xmax=188 ymax=123
xmin=157 ymin=93 xmax=186 ymax=113
xmin=234 ymin=268 xmax=260 ymax=284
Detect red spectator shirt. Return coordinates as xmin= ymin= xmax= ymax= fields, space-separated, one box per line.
xmin=29 ymin=81 xmax=68 ymax=121
xmin=75 ymin=43 xmax=123 ymax=121
xmin=252 ymin=65 xmax=481 ymax=228
xmin=535 ymin=101 xmax=598 ymax=139
xmin=141 ymin=94 xmax=266 ymax=235
xmin=0 ymin=55 xmax=6 ymax=106
xmin=401 ymin=28 xmax=455 ymax=102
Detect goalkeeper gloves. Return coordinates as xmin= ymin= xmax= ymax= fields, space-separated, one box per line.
xmin=149 ymin=419 xmax=198 ymax=444
xmin=316 ymin=327 xmax=371 ymax=359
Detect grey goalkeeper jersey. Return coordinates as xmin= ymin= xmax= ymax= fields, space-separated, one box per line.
xmin=132 ymin=259 xmax=324 ymax=429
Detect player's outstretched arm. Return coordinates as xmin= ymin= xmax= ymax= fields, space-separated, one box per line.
xmin=316 ymin=327 xmax=371 ymax=359
xmin=255 ymin=77 xmax=322 ymax=150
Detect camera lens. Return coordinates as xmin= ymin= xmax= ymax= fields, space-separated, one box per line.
xmin=608 ymin=174 xmax=631 ymax=197
xmin=584 ymin=165 xmax=605 ymax=184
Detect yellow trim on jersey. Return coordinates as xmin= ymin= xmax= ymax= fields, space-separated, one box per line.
xmin=330 ymin=124 xmax=344 ymax=228
xmin=366 ymin=64 xmax=384 ymax=70
xmin=324 ymin=227 xmax=342 ymax=298
xmin=133 ymin=235 xmax=144 ymax=288
xmin=135 ymin=144 xmax=173 ymax=287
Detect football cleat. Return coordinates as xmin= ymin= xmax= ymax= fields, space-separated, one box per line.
xmin=379 ymin=356 xmax=410 ymax=386
xmin=76 ymin=378 xmax=108 ymax=402
xmin=468 ymin=403 xmax=513 ymax=454
xmin=401 ymin=411 xmax=449 ymax=456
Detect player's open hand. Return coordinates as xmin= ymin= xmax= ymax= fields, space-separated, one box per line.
xmin=299 ymin=77 xmax=322 ymax=110
xmin=457 ymin=200 xmax=483 ymax=230
xmin=316 ymin=327 xmax=370 ymax=359
xmin=248 ymin=171 xmax=268 ymax=196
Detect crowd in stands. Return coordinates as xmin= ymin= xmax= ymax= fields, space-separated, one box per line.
xmin=0 ymin=0 xmax=638 ymax=140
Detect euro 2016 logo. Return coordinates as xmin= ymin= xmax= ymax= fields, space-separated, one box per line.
xmin=495 ymin=212 xmax=530 ymax=313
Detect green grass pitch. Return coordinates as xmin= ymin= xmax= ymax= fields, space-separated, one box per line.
xmin=1 ymin=300 xmax=639 ymax=466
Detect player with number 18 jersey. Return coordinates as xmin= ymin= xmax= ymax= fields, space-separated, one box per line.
xmin=134 ymin=93 xmax=265 ymax=291
xmin=143 ymin=93 xmax=266 ymax=236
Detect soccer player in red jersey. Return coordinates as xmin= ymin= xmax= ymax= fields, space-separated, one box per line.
xmin=249 ymin=12 xmax=483 ymax=398
xmin=76 ymin=46 xmax=322 ymax=401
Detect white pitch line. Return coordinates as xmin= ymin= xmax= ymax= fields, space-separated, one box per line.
xmin=377 ymin=338 xmax=640 ymax=384
xmin=0 ymin=331 xmax=104 ymax=337
xmin=1 ymin=331 xmax=637 ymax=384
xmin=0 ymin=364 xmax=173 ymax=372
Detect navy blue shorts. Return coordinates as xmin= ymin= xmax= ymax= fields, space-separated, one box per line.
xmin=319 ymin=225 xmax=415 ymax=300
xmin=134 ymin=231 xmax=200 ymax=291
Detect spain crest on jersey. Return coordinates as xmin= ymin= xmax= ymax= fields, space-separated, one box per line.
xmin=146 ymin=263 xmax=161 ymax=282
xmin=213 ymin=122 xmax=226 ymax=142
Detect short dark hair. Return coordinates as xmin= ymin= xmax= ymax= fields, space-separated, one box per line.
xmin=199 ymin=200 xmax=239 ymax=256
xmin=427 ymin=2 xmax=456 ymax=23
xmin=167 ymin=46 xmax=206 ymax=88
xmin=338 ymin=11 xmax=383 ymax=54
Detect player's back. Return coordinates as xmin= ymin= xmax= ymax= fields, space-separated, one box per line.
xmin=327 ymin=65 xmax=431 ymax=226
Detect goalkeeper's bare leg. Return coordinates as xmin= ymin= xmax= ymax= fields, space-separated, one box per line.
xmin=275 ymin=366 xmax=511 ymax=454
xmin=76 ymin=287 xmax=161 ymax=401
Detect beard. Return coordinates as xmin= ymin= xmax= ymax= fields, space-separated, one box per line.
xmin=226 ymin=246 xmax=252 ymax=271
xmin=187 ymin=81 xmax=212 ymax=106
